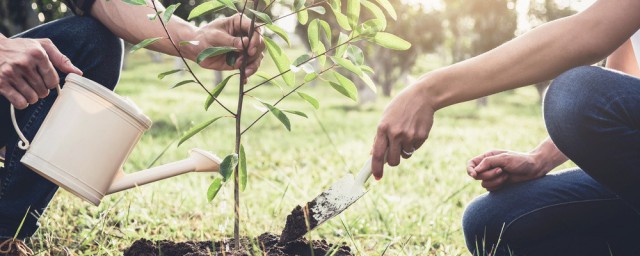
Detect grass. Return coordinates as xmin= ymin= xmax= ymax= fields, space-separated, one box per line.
xmin=25 ymin=50 xmax=576 ymax=255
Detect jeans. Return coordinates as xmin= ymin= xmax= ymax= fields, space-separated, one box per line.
xmin=462 ymin=66 xmax=640 ymax=255
xmin=0 ymin=16 xmax=123 ymax=239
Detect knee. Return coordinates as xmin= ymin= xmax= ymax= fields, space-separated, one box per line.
xmin=61 ymin=17 xmax=123 ymax=57
xmin=543 ymin=66 xmax=611 ymax=144
xmin=462 ymin=195 xmax=503 ymax=254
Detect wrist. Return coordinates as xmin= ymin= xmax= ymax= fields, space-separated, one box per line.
xmin=416 ymin=69 xmax=449 ymax=111
xmin=168 ymin=21 xmax=199 ymax=61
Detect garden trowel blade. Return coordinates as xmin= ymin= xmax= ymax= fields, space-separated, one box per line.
xmin=279 ymin=173 xmax=367 ymax=243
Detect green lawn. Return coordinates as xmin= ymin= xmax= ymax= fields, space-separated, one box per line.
xmin=26 ymin=50 xmax=575 ymax=255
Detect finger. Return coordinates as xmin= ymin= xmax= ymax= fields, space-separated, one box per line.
xmin=39 ymin=39 xmax=82 ymax=75
xmin=475 ymin=155 xmax=506 ymax=173
xmin=0 ymin=84 xmax=28 ymax=109
xmin=13 ymin=78 xmax=38 ymax=104
xmin=247 ymin=31 xmax=263 ymax=56
xmin=23 ymin=73 xmax=48 ymax=99
xmin=387 ymin=139 xmax=401 ymax=167
xmin=232 ymin=14 xmax=253 ymax=35
xmin=400 ymin=141 xmax=415 ymax=159
xmin=467 ymin=165 xmax=477 ymax=178
xmin=482 ymin=173 xmax=509 ymax=191
xmin=371 ymin=130 xmax=388 ymax=180
xmin=475 ymin=167 xmax=502 ymax=180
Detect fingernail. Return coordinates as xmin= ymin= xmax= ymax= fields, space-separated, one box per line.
xmin=496 ymin=168 xmax=502 ymax=174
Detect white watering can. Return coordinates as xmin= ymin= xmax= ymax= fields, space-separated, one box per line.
xmin=9 ymin=74 xmax=221 ymax=206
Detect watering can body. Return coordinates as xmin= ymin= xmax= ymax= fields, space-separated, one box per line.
xmin=11 ymin=74 xmax=221 ymax=206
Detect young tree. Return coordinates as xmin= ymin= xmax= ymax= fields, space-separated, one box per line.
xmin=127 ymin=0 xmax=410 ymax=248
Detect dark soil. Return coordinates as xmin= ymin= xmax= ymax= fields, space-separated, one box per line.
xmin=123 ymin=232 xmax=352 ymax=256
xmin=280 ymin=201 xmax=319 ymax=243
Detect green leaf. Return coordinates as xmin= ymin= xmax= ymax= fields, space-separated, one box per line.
xmin=331 ymin=56 xmax=363 ymax=77
xmin=297 ymin=92 xmax=319 ymax=109
xmin=121 ymin=0 xmax=146 ymax=5
xmin=347 ymin=45 xmax=365 ymax=65
xmin=284 ymin=110 xmax=308 ymax=118
xmin=359 ymin=65 xmax=374 ymax=74
xmin=188 ymin=1 xmax=225 ymax=20
xmin=304 ymin=73 xmax=318 ymax=83
xmin=226 ymin=52 xmax=238 ymax=66
xmin=362 ymin=0 xmax=386 ymax=28
xmin=291 ymin=54 xmax=314 ymax=73
xmin=297 ymin=9 xmax=309 ymax=25
xmin=373 ymin=32 xmax=411 ymax=50
xmin=179 ymin=40 xmax=200 ymax=46
xmin=239 ymin=144 xmax=247 ymax=191
xmin=318 ymin=20 xmax=332 ymax=47
xmin=329 ymin=0 xmax=341 ymax=10
xmin=312 ymin=42 xmax=326 ymax=67
xmin=266 ymin=24 xmax=290 ymax=46
xmin=218 ymin=0 xmax=237 ymax=11
xmin=264 ymin=37 xmax=294 ymax=86
xmin=219 ymin=154 xmax=239 ymax=182
xmin=207 ymin=177 xmax=223 ymax=202
xmin=196 ymin=47 xmax=237 ymax=64
xmin=329 ymin=71 xmax=358 ymax=101
xmin=294 ymin=0 xmax=306 ymax=10
xmin=293 ymin=54 xmax=311 ymax=66
xmin=262 ymin=101 xmax=291 ymax=131
xmin=361 ymin=73 xmax=377 ymax=93
xmin=205 ymin=74 xmax=237 ymax=111
xmin=373 ymin=0 xmax=396 ymax=20
xmin=157 ymin=69 xmax=183 ymax=80
xmin=358 ymin=19 xmax=385 ymax=37
xmin=346 ymin=0 xmax=360 ymax=29
xmin=171 ymin=80 xmax=195 ymax=89
xmin=308 ymin=6 xmax=326 ymax=14
xmin=335 ymin=33 xmax=349 ymax=58
xmin=162 ymin=3 xmax=180 ymax=23
xmin=147 ymin=11 xmax=161 ymax=20
xmin=308 ymin=19 xmax=320 ymax=51
xmin=249 ymin=9 xmax=272 ymax=24
xmin=130 ymin=37 xmax=162 ymax=53
xmin=332 ymin=8 xmax=351 ymax=31
xmin=178 ymin=117 xmax=224 ymax=146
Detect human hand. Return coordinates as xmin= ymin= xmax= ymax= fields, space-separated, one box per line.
xmin=372 ymin=80 xmax=435 ymax=180
xmin=0 ymin=37 xmax=82 ymax=109
xmin=191 ymin=14 xmax=265 ymax=77
xmin=467 ymin=150 xmax=547 ymax=191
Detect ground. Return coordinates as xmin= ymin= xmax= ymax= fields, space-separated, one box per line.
xmin=24 ymin=50 xmax=576 ymax=255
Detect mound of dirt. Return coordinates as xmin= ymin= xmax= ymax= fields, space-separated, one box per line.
xmin=123 ymin=232 xmax=352 ymax=256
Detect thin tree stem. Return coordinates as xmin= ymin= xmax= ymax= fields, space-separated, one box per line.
xmin=241 ymin=65 xmax=335 ymax=135
xmin=149 ymin=1 xmax=236 ymax=116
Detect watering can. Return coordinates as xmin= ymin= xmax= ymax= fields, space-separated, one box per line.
xmin=9 ymin=73 xmax=221 ymax=206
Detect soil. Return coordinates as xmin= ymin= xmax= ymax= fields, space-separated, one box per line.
xmin=279 ymin=201 xmax=319 ymax=243
xmin=123 ymin=232 xmax=352 ymax=256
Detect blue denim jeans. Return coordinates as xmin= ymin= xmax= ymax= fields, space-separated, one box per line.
xmin=0 ymin=16 xmax=123 ymax=239
xmin=462 ymin=66 xmax=640 ymax=255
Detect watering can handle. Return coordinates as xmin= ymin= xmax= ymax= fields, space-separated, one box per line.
xmin=10 ymin=85 xmax=62 ymax=150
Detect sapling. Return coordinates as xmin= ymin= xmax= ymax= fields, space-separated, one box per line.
xmin=125 ymin=0 xmax=410 ymax=248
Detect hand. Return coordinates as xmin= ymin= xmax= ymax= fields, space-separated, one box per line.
xmin=372 ymin=79 xmax=435 ymax=180
xmin=467 ymin=150 xmax=547 ymax=191
xmin=191 ymin=14 xmax=265 ymax=77
xmin=0 ymin=37 xmax=82 ymax=109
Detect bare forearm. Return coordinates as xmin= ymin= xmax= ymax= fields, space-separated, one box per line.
xmin=90 ymin=0 xmax=199 ymax=60
xmin=530 ymin=137 xmax=568 ymax=174
xmin=420 ymin=0 xmax=640 ymax=110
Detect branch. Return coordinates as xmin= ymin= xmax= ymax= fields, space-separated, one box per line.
xmin=244 ymin=35 xmax=359 ymax=93
xmin=255 ymin=1 xmax=328 ymax=29
xmin=241 ymin=65 xmax=335 ymax=135
xmin=150 ymin=2 xmax=236 ymax=116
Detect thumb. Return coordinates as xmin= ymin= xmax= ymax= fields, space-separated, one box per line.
xmin=216 ymin=32 xmax=249 ymax=51
xmin=475 ymin=155 xmax=507 ymax=173
xmin=39 ymin=39 xmax=82 ymax=75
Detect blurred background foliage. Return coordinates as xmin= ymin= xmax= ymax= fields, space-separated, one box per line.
xmin=0 ymin=0 xmax=585 ymax=103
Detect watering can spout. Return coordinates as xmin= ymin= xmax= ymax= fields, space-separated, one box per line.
xmin=107 ymin=148 xmax=221 ymax=195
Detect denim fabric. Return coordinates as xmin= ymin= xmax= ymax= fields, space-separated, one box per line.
xmin=463 ymin=66 xmax=640 ymax=255
xmin=0 ymin=16 xmax=123 ymax=238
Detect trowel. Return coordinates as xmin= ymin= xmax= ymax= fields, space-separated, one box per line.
xmin=280 ymin=157 xmax=375 ymax=243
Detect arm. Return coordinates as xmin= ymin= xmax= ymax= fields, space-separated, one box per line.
xmin=606 ymin=39 xmax=640 ymax=77
xmin=90 ymin=0 xmax=263 ymax=75
xmin=467 ymin=138 xmax=568 ymax=191
xmin=372 ymin=0 xmax=640 ymax=179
